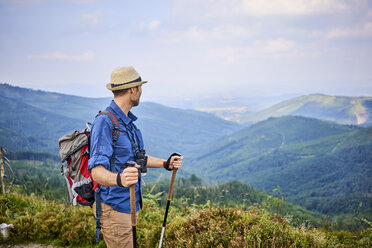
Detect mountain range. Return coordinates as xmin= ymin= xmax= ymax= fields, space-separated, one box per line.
xmin=239 ymin=94 xmax=372 ymax=126
xmin=0 ymin=83 xmax=241 ymax=158
xmin=1 ymin=83 xmax=371 ymax=220
xmin=191 ymin=116 xmax=372 ymax=216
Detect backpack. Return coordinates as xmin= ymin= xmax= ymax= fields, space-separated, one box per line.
xmin=58 ymin=111 xmax=119 ymax=206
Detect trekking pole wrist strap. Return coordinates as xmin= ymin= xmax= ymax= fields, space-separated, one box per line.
xmin=117 ymin=161 xmax=136 ymax=187
xmin=163 ymin=159 xmax=172 ymax=171
xmin=117 ymin=172 xmax=125 ymax=187
xmin=164 ymin=152 xmax=182 ymax=171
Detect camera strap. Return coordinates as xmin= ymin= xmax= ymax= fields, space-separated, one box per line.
xmin=120 ymin=122 xmax=142 ymax=156
xmin=120 ymin=122 xmax=144 ymax=210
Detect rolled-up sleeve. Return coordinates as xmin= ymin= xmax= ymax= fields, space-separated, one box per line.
xmin=88 ymin=115 xmax=113 ymax=172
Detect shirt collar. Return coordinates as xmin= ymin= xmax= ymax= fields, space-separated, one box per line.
xmin=109 ymin=100 xmax=137 ymax=125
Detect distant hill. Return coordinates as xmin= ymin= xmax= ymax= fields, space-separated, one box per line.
xmin=191 ymin=116 xmax=372 ymax=216
xmin=0 ymin=83 xmax=242 ymax=158
xmin=135 ymin=102 xmax=242 ymax=159
xmin=0 ymin=95 xmax=82 ymax=152
xmin=0 ymin=83 xmax=110 ymax=121
xmin=240 ymin=94 xmax=372 ymax=126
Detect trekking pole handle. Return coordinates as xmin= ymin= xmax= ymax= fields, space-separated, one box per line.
xmin=167 ymin=153 xmax=181 ymax=201
xmin=168 ymin=168 xmax=178 ymax=201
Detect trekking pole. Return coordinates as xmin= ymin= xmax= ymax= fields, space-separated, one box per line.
xmin=130 ymin=182 xmax=137 ymax=248
xmin=127 ymin=161 xmax=137 ymax=248
xmin=158 ymin=153 xmax=182 ymax=248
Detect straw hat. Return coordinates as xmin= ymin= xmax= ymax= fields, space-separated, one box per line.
xmin=106 ymin=66 xmax=148 ymax=91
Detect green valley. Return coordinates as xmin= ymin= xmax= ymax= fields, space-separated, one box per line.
xmin=191 ymin=116 xmax=372 ymax=227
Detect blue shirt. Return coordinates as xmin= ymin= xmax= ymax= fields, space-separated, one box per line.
xmin=88 ymin=100 xmax=144 ymax=213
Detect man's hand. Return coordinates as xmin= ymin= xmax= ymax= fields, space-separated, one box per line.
xmin=146 ymin=155 xmax=183 ymax=170
xmin=168 ymin=155 xmax=183 ymax=170
xmin=120 ymin=164 xmax=140 ymax=187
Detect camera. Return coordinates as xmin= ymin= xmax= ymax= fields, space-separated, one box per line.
xmin=135 ymin=149 xmax=147 ymax=176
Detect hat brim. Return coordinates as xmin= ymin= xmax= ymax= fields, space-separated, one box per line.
xmin=106 ymin=81 xmax=147 ymax=91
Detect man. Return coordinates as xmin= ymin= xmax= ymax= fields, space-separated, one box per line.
xmin=88 ymin=66 xmax=183 ymax=248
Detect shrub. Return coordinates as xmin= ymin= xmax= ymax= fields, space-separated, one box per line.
xmin=0 ymin=194 xmax=370 ymax=248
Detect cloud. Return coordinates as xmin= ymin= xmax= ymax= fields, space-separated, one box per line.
xmin=239 ymin=0 xmax=354 ymax=16
xmin=0 ymin=0 xmax=96 ymax=5
xmin=63 ymin=0 xmax=96 ymax=3
xmin=161 ymin=24 xmax=252 ymax=43
xmin=149 ymin=20 xmax=159 ymax=30
xmin=81 ymin=9 xmax=103 ymax=28
xmin=260 ymin=38 xmax=296 ymax=53
xmin=167 ymin=0 xmax=370 ymax=45
xmin=209 ymin=38 xmax=317 ymax=64
xmin=326 ymin=22 xmax=372 ymax=39
xmin=138 ymin=20 xmax=160 ymax=31
xmin=172 ymin=0 xmax=366 ymax=19
xmin=0 ymin=0 xmax=43 ymax=5
xmin=161 ymin=26 xmax=205 ymax=43
xmin=28 ymin=51 xmax=95 ymax=61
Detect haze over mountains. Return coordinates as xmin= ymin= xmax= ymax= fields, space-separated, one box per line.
xmin=0 ymin=83 xmax=371 ymax=219
xmin=237 ymin=94 xmax=372 ymax=126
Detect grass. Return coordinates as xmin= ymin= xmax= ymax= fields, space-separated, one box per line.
xmin=0 ymin=193 xmax=371 ymax=247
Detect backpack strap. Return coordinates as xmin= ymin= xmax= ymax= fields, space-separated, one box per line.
xmin=95 ymin=110 xmax=120 ymax=243
xmin=97 ymin=110 xmax=120 ymax=172
xmin=95 ymin=188 xmax=102 ymax=243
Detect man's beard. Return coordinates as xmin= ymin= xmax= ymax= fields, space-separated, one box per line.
xmin=131 ymin=98 xmax=140 ymax=106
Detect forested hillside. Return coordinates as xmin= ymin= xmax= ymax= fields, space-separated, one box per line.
xmin=0 ymin=95 xmax=83 ymax=152
xmin=240 ymin=94 xmax=372 ymax=126
xmin=0 ymin=83 xmax=241 ymax=157
xmin=192 ymin=116 xmax=372 ymax=223
xmin=0 ymin=83 xmax=110 ymax=121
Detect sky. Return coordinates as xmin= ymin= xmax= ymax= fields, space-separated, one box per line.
xmin=1 ymin=0 xmax=372 ymax=106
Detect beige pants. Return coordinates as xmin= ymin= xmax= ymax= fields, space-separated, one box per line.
xmin=93 ymin=202 xmax=138 ymax=248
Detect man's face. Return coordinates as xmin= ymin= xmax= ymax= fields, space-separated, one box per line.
xmin=131 ymin=85 xmax=142 ymax=106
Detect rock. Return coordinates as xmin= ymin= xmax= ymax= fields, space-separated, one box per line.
xmin=0 ymin=223 xmax=14 ymax=239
